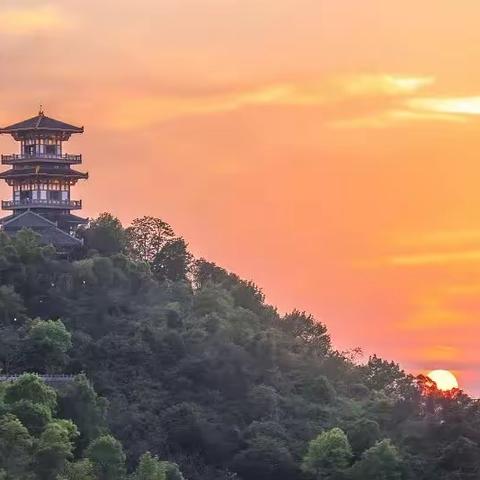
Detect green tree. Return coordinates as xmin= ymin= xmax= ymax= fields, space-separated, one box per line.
xmin=281 ymin=310 xmax=331 ymax=355
xmin=162 ymin=463 xmax=185 ymax=480
xmin=132 ymin=453 xmax=185 ymax=480
xmin=0 ymin=285 xmax=25 ymax=326
xmin=232 ymin=435 xmax=295 ymax=480
xmin=247 ymin=385 xmax=279 ymax=421
xmin=349 ymin=439 xmax=404 ymax=480
xmin=81 ymin=213 xmax=126 ymax=256
xmin=12 ymin=229 xmax=55 ymax=265
xmin=58 ymin=374 xmax=108 ymax=449
xmin=9 ymin=400 xmax=52 ymax=436
xmin=34 ymin=420 xmax=79 ymax=480
xmin=86 ymin=434 xmax=126 ymax=480
xmin=0 ymin=325 xmax=22 ymax=374
xmin=134 ymin=452 xmax=166 ymax=480
xmin=4 ymin=374 xmax=57 ymax=412
xmin=346 ymin=418 xmax=381 ymax=457
xmin=302 ymin=428 xmax=353 ymax=479
xmin=361 ymin=356 xmax=406 ymax=392
xmin=57 ymin=459 xmax=96 ymax=480
xmin=0 ymin=414 xmax=33 ymax=479
xmin=303 ymin=375 xmax=336 ymax=404
xmin=439 ymin=436 xmax=479 ymax=474
xmin=163 ymin=402 xmax=204 ymax=451
xmin=27 ymin=319 xmax=72 ymax=373
xmin=152 ymin=238 xmax=193 ymax=282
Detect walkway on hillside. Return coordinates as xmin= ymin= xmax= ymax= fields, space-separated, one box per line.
xmin=0 ymin=374 xmax=76 ymax=383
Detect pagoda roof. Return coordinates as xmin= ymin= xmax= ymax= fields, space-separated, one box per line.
xmin=1 ymin=211 xmax=82 ymax=248
xmin=0 ymin=167 xmax=88 ymax=180
xmin=61 ymin=213 xmax=88 ymax=224
xmin=0 ymin=112 xmax=83 ymax=135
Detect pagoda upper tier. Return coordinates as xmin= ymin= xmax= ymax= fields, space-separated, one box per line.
xmin=0 ymin=111 xmax=84 ymax=165
xmin=0 ymin=112 xmax=83 ymax=140
xmin=0 ymin=110 xmax=88 ymax=247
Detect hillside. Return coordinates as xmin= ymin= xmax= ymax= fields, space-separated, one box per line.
xmin=0 ymin=214 xmax=478 ymax=480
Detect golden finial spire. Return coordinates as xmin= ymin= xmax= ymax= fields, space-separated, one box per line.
xmin=39 ymin=104 xmax=44 ymax=116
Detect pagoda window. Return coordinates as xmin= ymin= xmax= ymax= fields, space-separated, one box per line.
xmin=49 ymin=191 xmax=61 ymax=202
xmin=25 ymin=144 xmax=36 ymax=156
xmin=19 ymin=191 xmax=31 ymax=201
xmin=39 ymin=190 xmax=47 ymax=200
xmin=45 ymin=145 xmax=57 ymax=155
xmin=61 ymin=191 xmax=69 ymax=201
xmin=44 ymin=138 xmax=62 ymax=156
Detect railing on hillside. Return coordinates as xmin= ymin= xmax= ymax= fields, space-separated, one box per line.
xmin=0 ymin=374 xmax=76 ymax=383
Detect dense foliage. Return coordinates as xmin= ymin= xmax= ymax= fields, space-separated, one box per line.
xmin=0 ymin=214 xmax=478 ymax=479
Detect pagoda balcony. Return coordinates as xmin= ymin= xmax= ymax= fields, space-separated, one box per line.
xmin=1 ymin=153 xmax=82 ymax=165
xmin=2 ymin=199 xmax=82 ymax=210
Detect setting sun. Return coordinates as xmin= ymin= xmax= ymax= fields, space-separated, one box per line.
xmin=427 ymin=370 xmax=459 ymax=391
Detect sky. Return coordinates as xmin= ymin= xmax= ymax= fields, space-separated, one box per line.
xmin=2 ymin=0 xmax=480 ymax=393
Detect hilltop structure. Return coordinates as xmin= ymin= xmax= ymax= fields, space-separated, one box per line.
xmin=0 ymin=109 xmax=88 ymax=250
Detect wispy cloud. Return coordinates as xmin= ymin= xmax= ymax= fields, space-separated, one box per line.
xmin=88 ymin=72 xmax=480 ymax=131
xmin=330 ymin=76 xmax=480 ymax=129
xmin=101 ymin=84 xmax=310 ymax=129
xmin=338 ymin=74 xmax=435 ymax=97
xmin=404 ymin=306 xmax=469 ymax=329
xmin=330 ymin=108 xmax=465 ymax=129
xmin=408 ymin=96 xmax=480 ymax=116
xmin=0 ymin=5 xmax=71 ymax=35
xmin=388 ymin=250 xmax=480 ymax=267
xmin=420 ymin=345 xmax=460 ymax=362
xmin=99 ymin=74 xmax=437 ymax=129
xmin=395 ymin=230 xmax=480 ymax=248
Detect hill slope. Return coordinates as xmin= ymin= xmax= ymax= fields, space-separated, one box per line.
xmin=0 ymin=214 xmax=478 ymax=480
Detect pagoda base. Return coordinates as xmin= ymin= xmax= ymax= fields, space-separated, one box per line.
xmin=0 ymin=211 xmax=84 ymax=250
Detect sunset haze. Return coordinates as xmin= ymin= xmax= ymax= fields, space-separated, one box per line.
xmin=2 ymin=0 xmax=480 ymax=392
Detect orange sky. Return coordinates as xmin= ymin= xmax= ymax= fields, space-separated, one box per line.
xmin=2 ymin=0 xmax=480 ymax=393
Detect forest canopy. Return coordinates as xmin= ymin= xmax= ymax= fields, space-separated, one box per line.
xmin=0 ymin=213 xmax=477 ymax=480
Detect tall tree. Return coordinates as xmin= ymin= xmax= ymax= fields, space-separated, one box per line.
xmin=281 ymin=310 xmax=331 ymax=355
xmin=152 ymin=238 xmax=193 ymax=282
xmin=126 ymin=216 xmax=175 ymax=263
xmin=80 ymin=213 xmax=127 ymax=256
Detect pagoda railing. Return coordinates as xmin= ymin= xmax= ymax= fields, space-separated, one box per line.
xmin=1 ymin=153 xmax=82 ymax=164
xmin=2 ymin=199 xmax=82 ymax=210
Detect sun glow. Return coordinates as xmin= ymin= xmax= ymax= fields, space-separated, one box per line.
xmin=427 ymin=370 xmax=459 ymax=391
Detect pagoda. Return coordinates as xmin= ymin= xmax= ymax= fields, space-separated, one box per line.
xmin=0 ymin=109 xmax=88 ymax=249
